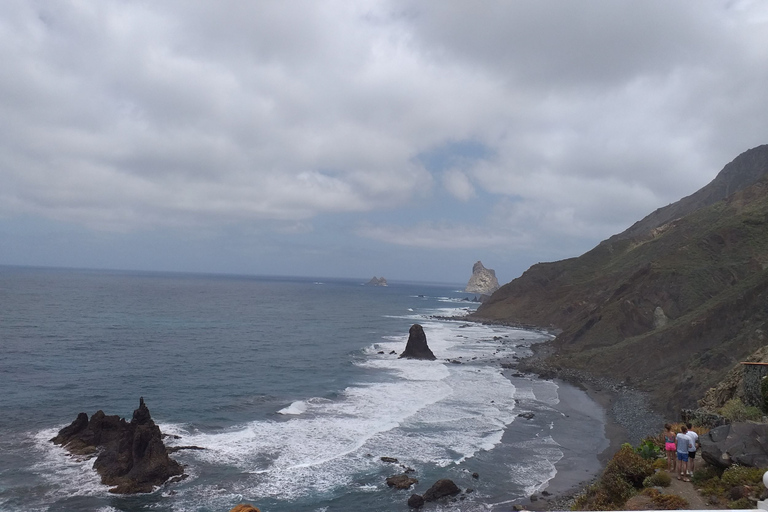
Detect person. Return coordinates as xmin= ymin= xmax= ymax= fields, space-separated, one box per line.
xmin=663 ymin=423 xmax=677 ymax=471
xmin=676 ymin=425 xmax=691 ymax=481
xmin=686 ymin=422 xmax=700 ymax=476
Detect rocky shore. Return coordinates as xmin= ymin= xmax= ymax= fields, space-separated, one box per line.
xmin=503 ymin=339 xmax=664 ymax=510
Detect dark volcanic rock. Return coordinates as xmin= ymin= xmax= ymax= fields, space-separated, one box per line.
xmin=51 ymin=397 xmax=184 ymax=493
xmin=423 ymin=478 xmax=461 ymax=501
xmin=700 ymin=422 xmax=768 ymax=469
xmin=399 ymin=324 xmax=436 ymax=360
xmin=386 ymin=474 xmax=418 ymax=489
xmin=407 ymin=493 xmax=425 ymax=508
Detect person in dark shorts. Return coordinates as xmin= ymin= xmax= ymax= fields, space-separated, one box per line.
xmin=686 ymin=422 xmax=699 ymax=476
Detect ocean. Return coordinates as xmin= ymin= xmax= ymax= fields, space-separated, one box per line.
xmin=0 ymin=266 xmax=606 ymax=512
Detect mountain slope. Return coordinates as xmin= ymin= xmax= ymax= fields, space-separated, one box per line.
xmin=471 ymin=145 xmax=768 ymax=414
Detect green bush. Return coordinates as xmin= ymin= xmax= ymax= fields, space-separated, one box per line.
xmin=643 ymin=471 xmax=672 ymax=488
xmin=607 ymin=445 xmax=654 ymax=487
xmin=719 ymin=398 xmax=763 ymax=422
xmin=721 ymin=465 xmax=766 ymax=487
xmin=727 ymin=497 xmax=754 ymax=509
xmin=635 ymin=438 xmax=662 ymax=460
xmin=652 ymin=493 xmax=690 ymax=509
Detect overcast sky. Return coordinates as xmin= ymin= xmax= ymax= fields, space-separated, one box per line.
xmin=1 ymin=1 xmax=767 ymax=284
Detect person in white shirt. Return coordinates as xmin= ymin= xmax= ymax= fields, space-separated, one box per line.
xmin=686 ymin=422 xmax=699 ymax=476
xmin=676 ymin=425 xmax=692 ymax=481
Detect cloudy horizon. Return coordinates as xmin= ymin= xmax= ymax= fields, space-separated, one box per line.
xmin=1 ymin=1 xmax=767 ymax=284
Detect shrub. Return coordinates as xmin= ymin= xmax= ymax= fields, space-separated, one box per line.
xmin=727 ymin=497 xmax=754 ymax=509
xmin=721 ymin=465 xmax=766 ymax=487
xmin=652 ymin=458 xmax=668 ymax=470
xmin=720 ymin=398 xmax=763 ymax=422
xmin=652 ymin=493 xmax=690 ymax=509
xmin=607 ymin=445 xmax=654 ymax=487
xmin=643 ymin=471 xmax=672 ymax=488
xmin=692 ymin=465 xmax=722 ymax=485
xmin=635 ymin=438 xmax=662 ymax=460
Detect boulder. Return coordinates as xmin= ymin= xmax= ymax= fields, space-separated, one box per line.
xmin=407 ymin=493 xmax=425 ymax=508
xmin=399 ymin=324 xmax=436 ymax=360
xmin=423 ymin=478 xmax=461 ymax=501
xmin=386 ymin=474 xmax=418 ymax=489
xmin=700 ymin=422 xmax=768 ymax=469
xmin=51 ymin=397 xmax=184 ymax=493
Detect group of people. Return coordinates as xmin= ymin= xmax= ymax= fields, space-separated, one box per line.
xmin=663 ymin=422 xmax=700 ymax=482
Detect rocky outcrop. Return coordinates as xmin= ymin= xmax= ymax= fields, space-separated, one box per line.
xmin=700 ymin=422 xmax=768 ymax=469
xmin=399 ymin=324 xmax=436 ymax=360
xmin=423 ymin=478 xmax=461 ymax=501
xmin=51 ymin=398 xmax=184 ymax=494
xmin=386 ymin=474 xmax=418 ymax=489
xmin=465 ymin=261 xmax=499 ymax=294
xmin=366 ymin=276 xmax=388 ymax=286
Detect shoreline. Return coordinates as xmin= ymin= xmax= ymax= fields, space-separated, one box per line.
xmin=495 ymin=338 xmax=665 ymax=510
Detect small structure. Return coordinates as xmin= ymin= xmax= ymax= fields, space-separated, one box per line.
xmin=741 ymin=362 xmax=768 ymax=408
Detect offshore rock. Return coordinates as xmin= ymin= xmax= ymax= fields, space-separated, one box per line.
xmin=423 ymin=478 xmax=461 ymax=501
xmin=366 ymin=276 xmax=388 ymax=286
xmin=386 ymin=474 xmax=418 ymax=489
xmin=51 ymin=397 xmax=184 ymax=494
xmin=399 ymin=324 xmax=436 ymax=360
xmin=700 ymin=422 xmax=768 ymax=469
xmin=464 ymin=261 xmax=500 ymax=295
xmin=407 ymin=493 xmax=425 ymax=508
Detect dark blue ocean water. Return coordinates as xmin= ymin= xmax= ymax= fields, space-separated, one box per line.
xmin=0 ymin=267 xmax=600 ymax=512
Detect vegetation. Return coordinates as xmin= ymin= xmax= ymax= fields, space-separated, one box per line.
xmin=635 ymin=439 xmax=661 ymax=460
xmin=761 ymin=376 xmax=768 ymax=413
xmin=692 ymin=464 xmax=767 ymax=509
xmin=643 ymin=471 xmax=671 ymax=488
xmin=572 ymin=444 xmax=654 ymax=510
xmin=719 ymin=398 xmax=763 ymax=422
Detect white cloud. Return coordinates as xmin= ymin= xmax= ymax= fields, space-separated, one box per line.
xmin=442 ymin=169 xmax=475 ymax=201
xmin=0 ymin=0 xmax=767 ymax=279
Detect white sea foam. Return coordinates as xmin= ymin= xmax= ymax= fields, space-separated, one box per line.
xmin=278 ymin=400 xmax=308 ymax=415
xmin=29 ymin=428 xmax=110 ymax=500
xmin=166 ymin=315 xmax=559 ymax=502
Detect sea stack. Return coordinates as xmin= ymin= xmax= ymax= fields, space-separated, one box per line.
xmin=464 ymin=261 xmax=500 ymax=295
xmin=366 ymin=276 xmax=388 ymax=286
xmin=51 ymin=397 xmax=184 ymax=494
xmin=399 ymin=324 xmax=436 ymax=360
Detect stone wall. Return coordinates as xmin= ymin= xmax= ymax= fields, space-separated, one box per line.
xmin=741 ymin=363 xmax=768 ymax=408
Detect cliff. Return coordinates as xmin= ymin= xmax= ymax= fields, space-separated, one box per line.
xmin=470 ymin=145 xmax=768 ymax=415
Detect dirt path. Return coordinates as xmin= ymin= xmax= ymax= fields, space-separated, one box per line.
xmin=659 ymin=469 xmax=716 ymax=510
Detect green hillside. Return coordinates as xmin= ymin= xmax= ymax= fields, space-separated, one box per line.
xmin=471 ymin=145 xmax=768 ymax=414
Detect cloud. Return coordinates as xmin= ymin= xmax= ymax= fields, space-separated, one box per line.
xmin=1 ymin=0 xmax=768 ymax=280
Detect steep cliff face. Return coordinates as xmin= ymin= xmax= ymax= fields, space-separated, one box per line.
xmin=471 ymin=145 xmax=768 ymax=414
xmin=465 ymin=261 xmax=500 ymax=295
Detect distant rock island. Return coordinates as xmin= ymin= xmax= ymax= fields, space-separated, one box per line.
xmin=464 ymin=261 xmax=500 ymax=295
xmin=366 ymin=276 xmax=388 ymax=286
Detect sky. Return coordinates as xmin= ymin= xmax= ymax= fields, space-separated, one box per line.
xmin=1 ymin=1 xmax=768 ymax=285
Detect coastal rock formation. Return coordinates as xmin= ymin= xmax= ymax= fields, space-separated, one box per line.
xmin=464 ymin=261 xmax=500 ymax=295
xmin=399 ymin=324 xmax=436 ymax=360
xmin=51 ymin=397 xmax=184 ymax=494
xmin=700 ymin=422 xmax=768 ymax=469
xmin=471 ymin=144 xmax=768 ymax=415
xmin=423 ymin=478 xmax=461 ymax=501
xmin=407 ymin=493 xmax=425 ymax=508
xmin=366 ymin=276 xmax=388 ymax=286
xmin=386 ymin=474 xmax=418 ymax=489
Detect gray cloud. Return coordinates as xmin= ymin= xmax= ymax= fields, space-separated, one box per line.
xmin=1 ymin=0 xmax=767 ymax=280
